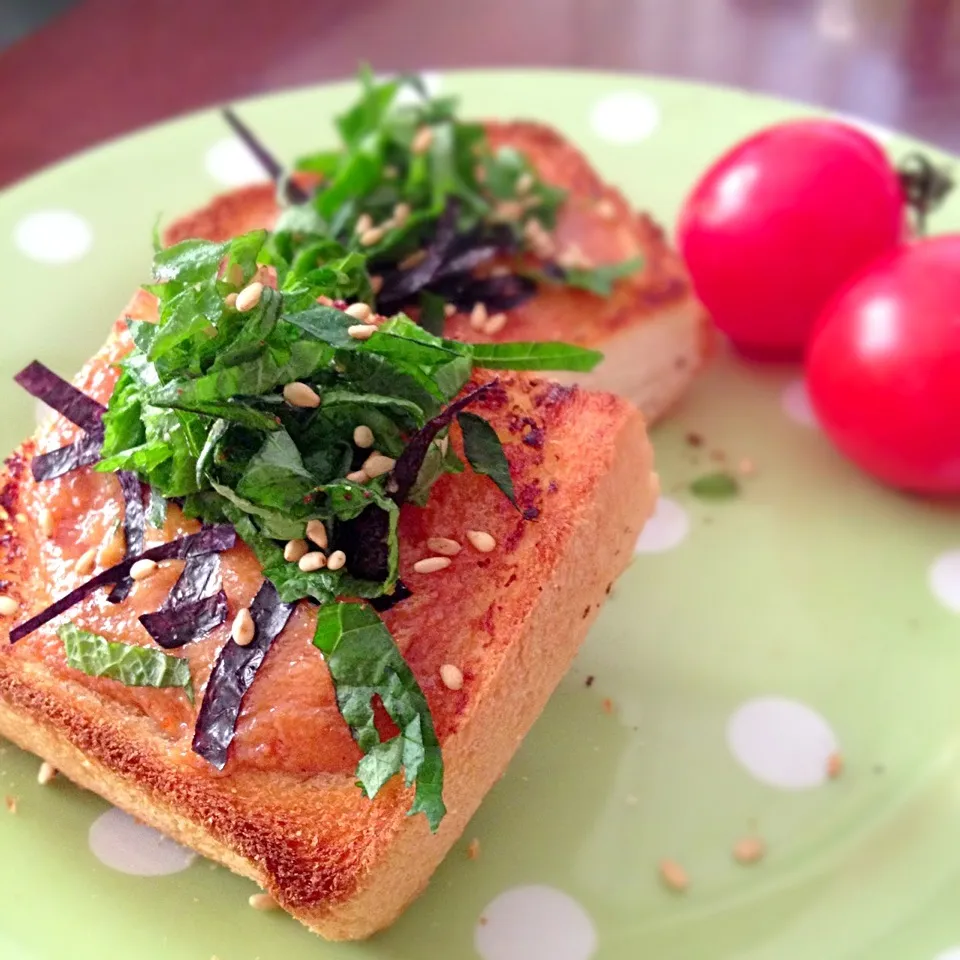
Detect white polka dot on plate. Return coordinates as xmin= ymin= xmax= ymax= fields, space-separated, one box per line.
xmin=634 ymin=497 xmax=689 ymax=554
xmin=205 ymin=136 xmax=270 ymax=187
xmin=727 ymin=696 xmax=839 ymax=790
xmin=929 ymin=550 xmax=960 ymax=613
xmin=14 ymin=210 xmax=92 ymax=264
xmin=933 ymin=950 xmax=960 ymax=960
xmin=590 ymin=91 xmax=660 ymax=144
xmin=89 ymin=807 xmax=195 ymax=876
xmin=475 ymin=885 xmax=597 ymax=960
xmin=781 ymin=378 xmax=818 ymax=428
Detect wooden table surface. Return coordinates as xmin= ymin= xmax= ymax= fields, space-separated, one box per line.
xmin=2 ymin=0 xmax=959 ymax=188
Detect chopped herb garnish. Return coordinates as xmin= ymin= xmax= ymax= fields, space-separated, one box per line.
xmin=689 ymin=471 xmax=741 ymax=500
xmin=58 ymin=622 xmax=194 ymax=702
xmin=313 ymin=602 xmax=445 ymax=830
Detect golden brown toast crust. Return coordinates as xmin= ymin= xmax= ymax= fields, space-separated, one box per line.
xmin=0 ymin=298 xmax=656 ymax=939
xmin=164 ymin=120 xmax=711 ymax=422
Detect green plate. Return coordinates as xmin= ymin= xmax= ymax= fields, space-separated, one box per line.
xmin=1 ymin=70 xmax=959 ymax=960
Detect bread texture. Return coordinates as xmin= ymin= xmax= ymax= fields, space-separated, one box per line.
xmin=165 ymin=120 xmax=711 ymax=424
xmin=0 ymin=293 xmax=656 ymax=939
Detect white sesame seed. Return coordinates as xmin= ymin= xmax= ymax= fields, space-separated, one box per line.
xmin=344 ymin=302 xmax=372 ymax=322
xmin=298 ymin=552 xmax=327 ymax=573
xmin=439 ymin=663 xmax=464 ymax=690
xmin=326 ymin=550 xmax=346 ymax=571
xmin=516 ymin=172 xmax=534 ymax=194
xmin=75 ymin=547 xmax=97 ymax=576
xmin=225 ymin=292 xmax=238 ymax=308
xmin=305 ymin=520 xmax=328 ymax=550
xmin=483 ymin=312 xmax=508 ymax=336
xmin=427 ymin=537 xmax=461 ymax=556
xmin=354 ymin=213 xmax=373 ymax=235
xmin=444 ymin=303 xmax=457 ymax=318
xmin=413 ymin=556 xmax=452 ymax=574
xmin=733 ymin=836 xmax=766 ymax=865
xmin=235 ymin=281 xmax=264 ymax=313
xmin=466 ymin=530 xmax=496 ymax=553
xmin=353 ymin=425 xmax=374 ymax=449
xmin=130 ymin=559 xmax=158 ymax=582
xmin=412 ymin=126 xmax=434 ymax=154
xmin=469 ymin=302 xmax=488 ymax=331
xmin=37 ymin=762 xmax=57 ymax=786
xmin=398 ymin=249 xmax=427 ymax=270
xmin=345 ymin=469 xmax=369 ymax=484
xmin=282 ymin=381 xmax=321 ymax=409
xmin=363 ymin=453 xmax=396 ymax=478
xmin=0 ymin=596 xmax=17 ymax=617
xmin=283 ymin=539 xmax=308 ymax=563
xmin=347 ymin=324 xmax=377 ymax=340
xmin=360 ymin=226 xmax=385 ymax=247
xmin=39 ymin=508 xmax=54 ymax=538
xmin=248 ymin=892 xmax=278 ymax=911
xmin=370 ymin=275 xmax=384 ymax=295
xmin=393 ymin=202 xmax=411 ymax=223
xmin=231 ymin=608 xmax=256 ymax=646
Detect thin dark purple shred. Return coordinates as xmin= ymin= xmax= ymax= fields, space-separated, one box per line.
xmin=167 ymin=553 xmax=222 ymax=607
xmin=391 ymin=380 xmax=497 ymax=504
xmin=191 ymin=580 xmax=295 ymax=769
xmin=30 ymin=433 xmax=102 ymax=481
xmin=369 ymin=579 xmax=412 ymax=612
xmin=376 ymin=199 xmax=460 ymax=305
xmin=14 ymin=361 xmax=105 ymax=433
xmin=9 ymin=525 xmax=236 ymax=643
xmin=107 ymin=471 xmax=147 ymax=603
xmin=221 ymin=108 xmax=309 ymax=205
xmin=140 ymin=592 xmax=228 ymax=650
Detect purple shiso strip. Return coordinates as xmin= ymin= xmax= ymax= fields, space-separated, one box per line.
xmin=139 ymin=553 xmax=227 ymax=649
xmin=31 ymin=433 xmax=102 ymax=481
xmin=14 ymin=361 xmax=105 ymax=433
xmin=9 ymin=525 xmax=236 ymax=643
xmin=107 ymin=471 xmax=147 ymax=604
xmin=191 ymin=579 xmax=295 ymax=769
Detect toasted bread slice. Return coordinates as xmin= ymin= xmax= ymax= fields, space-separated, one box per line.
xmin=165 ymin=120 xmax=711 ymax=424
xmin=0 ymin=290 xmax=656 ymax=940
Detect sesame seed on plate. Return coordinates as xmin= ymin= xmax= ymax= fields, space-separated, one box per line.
xmin=353 ymin=425 xmax=374 ymax=449
xmin=130 ymin=559 xmax=158 ymax=582
xmin=299 ymin=552 xmax=327 ymax=573
xmin=827 ymin=752 xmax=844 ymax=778
xmin=466 ymin=837 xmax=481 ymax=859
xmin=732 ymin=836 xmax=766 ymax=865
xmin=345 ymin=302 xmax=372 ymax=321
xmin=412 ymin=126 xmax=434 ymax=154
xmin=347 ymin=324 xmax=377 ymax=340
xmin=305 ymin=520 xmax=328 ymax=550
xmin=248 ymin=892 xmax=278 ymax=911
xmin=283 ymin=539 xmax=308 ymax=563
xmin=75 ymin=547 xmax=97 ymax=576
xmin=440 ymin=663 xmax=464 ymax=690
xmin=360 ymin=226 xmax=385 ymax=247
xmin=483 ymin=312 xmax=508 ymax=336
xmin=235 ymin=281 xmax=264 ymax=313
xmin=659 ymin=859 xmax=689 ymax=892
xmin=427 ymin=537 xmax=461 ymax=556
xmin=466 ymin=530 xmax=496 ymax=553
xmin=326 ymin=550 xmax=347 ymax=571
xmin=0 ymin=596 xmax=17 ymax=617
xmin=37 ymin=762 xmax=57 ymax=786
xmin=363 ymin=453 xmax=396 ymax=478
xmin=354 ymin=213 xmax=373 ymax=235
xmin=231 ymin=608 xmax=256 ymax=646
xmin=414 ymin=556 xmax=452 ymax=574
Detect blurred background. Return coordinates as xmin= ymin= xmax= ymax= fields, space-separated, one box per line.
xmin=1 ymin=0 xmax=958 ymax=187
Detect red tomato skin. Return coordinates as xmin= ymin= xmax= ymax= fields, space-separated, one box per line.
xmin=806 ymin=235 xmax=960 ymax=495
xmin=678 ymin=120 xmax=904 ymax=359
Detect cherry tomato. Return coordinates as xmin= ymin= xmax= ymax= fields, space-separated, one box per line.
xmin=806 ymin=235 xmax=960 ymax=495
xmin=678 ymin=120 xmax=905 ymax=359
